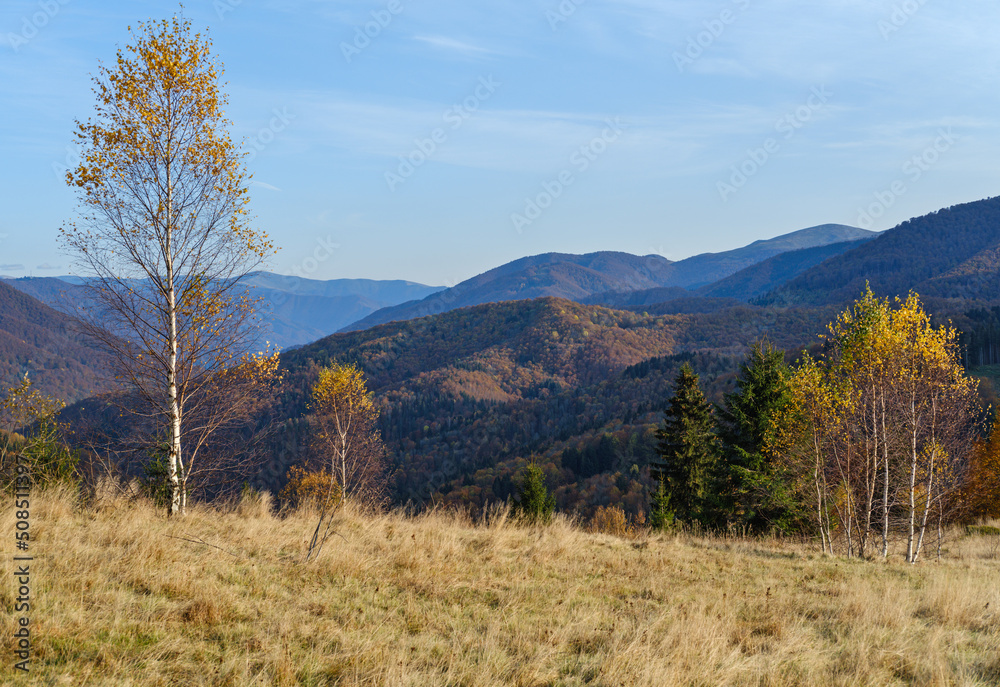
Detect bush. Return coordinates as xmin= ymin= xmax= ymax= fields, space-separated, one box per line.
xmin=589 ymin=505 xmax=644 ymax=538
xmin=280 ymin=465 xmax=341 ymax=510
xmin=1 ymin=377 xmax=78 ymax=491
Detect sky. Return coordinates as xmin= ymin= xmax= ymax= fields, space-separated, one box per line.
xmin=2 ymin=0 xmax=1000 ymax=287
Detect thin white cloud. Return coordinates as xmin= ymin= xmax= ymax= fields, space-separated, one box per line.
xmin=252 ymin=181 xmax=283 ymax=192
xmin=412 ymin=35 xmax=497 ymax=56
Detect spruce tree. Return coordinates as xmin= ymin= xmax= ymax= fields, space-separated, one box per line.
xmin=718 ymin=340 xmax=804 ymax=533
xmin=514 ymin=463 xmax=556 ymax=524
xmin=649 ymin=475 xmax=673 ymax=530
xmin=652 ymin=363 xmax=719 ymax=526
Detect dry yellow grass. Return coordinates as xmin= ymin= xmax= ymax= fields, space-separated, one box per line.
xmin=2 ymin=486 xmax=999 ymax=686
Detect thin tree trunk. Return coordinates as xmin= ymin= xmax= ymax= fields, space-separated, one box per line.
xmin=913 ymin=398 xmax=939 ymax=564
xmin=881 ymin=392 xmax=890 ymax=558
xmin=165 ymin=130 xmax=183 ymax=517
xmin=814 ymin=436 xmax=828 ymax=555
xmin=906 ymin=394 xmax=918 ymax=563
xmin=936 ymin=507 xmax=944 ymax=560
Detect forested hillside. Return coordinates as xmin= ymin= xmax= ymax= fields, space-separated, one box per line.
xmin=0 ymin=280 xmax=104 ymax=402
xmin=766 ymin=196 xmax=1000 ymax=305
xmin=255 ymin=298 xmax=837 ymax=515
xmin=698 ymin=238 xmax=873 ymax=300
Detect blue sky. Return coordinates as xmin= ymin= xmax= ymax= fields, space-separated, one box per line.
xmin=2 ymin=0 xmax=999 ymax=286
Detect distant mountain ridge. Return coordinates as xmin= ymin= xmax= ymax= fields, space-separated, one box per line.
xmin=659 ymin=223 xmax=873 ymax=289
xmin=343 ymin=224 xmax=872 ymax=331
xmin=3 ymin=273 xmax=444 ymax=350
xmin=765 ymin=197 xmax=1000 ymax=306
xmin=698 ymin=238 xmax=875 ymax=301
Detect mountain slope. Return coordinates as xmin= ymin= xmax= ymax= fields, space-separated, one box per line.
xmin=0 ymin=281 xmax=105 ymax=403
xmin=341 ymin=252 xmax=677 ymax=332
xmin=660 ymin=223 xmax=874 ymax=289
xmin=259 ymin=297 xmax=835 ymax=510
xmin=243 ymin=272 xmax=442 ymax=304
xmin=343 ymin=225 xmax=870 ymax=332
xmin=767 ymin=197 xmax=1000 ymax=306
xmin=697 ymin=238 xmax=875 ymax=300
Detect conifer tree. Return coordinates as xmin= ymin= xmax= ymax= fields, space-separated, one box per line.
xmin=652 ymin=363 xmax=719 ymax=526
xmin=718 ymin=341 xmax=805 ymax=533
xmin=649 ymin=475 xmax=673 ymax=530
xmin=514 ymin=462 xmax=556 ymax=524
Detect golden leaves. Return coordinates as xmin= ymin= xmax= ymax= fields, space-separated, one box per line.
xmin=1 ymin=375 xmax=65 ymax=430
xmin=311 ymin=363 xmax=376 ymax=418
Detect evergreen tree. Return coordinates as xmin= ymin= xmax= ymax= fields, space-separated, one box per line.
xmin=514 ymin=463 xmax=556 ymax=524
xmin=652 ymin=363 xmax=719 ymax=526
xmin=718 ymin=340 xmax=804 ymax=533
xmin=649 ymin=475 xmax=673 ymax=530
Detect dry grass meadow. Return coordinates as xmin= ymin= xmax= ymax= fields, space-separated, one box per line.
xmin=2 ymin=486 xmax=999 ymax=686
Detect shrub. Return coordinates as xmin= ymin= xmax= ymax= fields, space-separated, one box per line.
xmin=0 ymin=377 xmax=78 ymax=491
xmin=280 ymin=465 xmax=341 ymax=510
xmin=589 ymin=505 xmax=644 ymax=538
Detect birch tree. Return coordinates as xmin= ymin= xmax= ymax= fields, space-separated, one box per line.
xmin=61 ymin=15 xmax=276 ymax=515
xmin=781 ymin=288 xmax=979 ymax=561
xmin=309 ymin=363 xmax=384 ymax=504
xmin=303 ymin=362 xmax=384 ymax=562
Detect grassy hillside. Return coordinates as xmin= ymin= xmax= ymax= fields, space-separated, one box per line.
xmin=5 ymin=487 xmax=999 ymax=685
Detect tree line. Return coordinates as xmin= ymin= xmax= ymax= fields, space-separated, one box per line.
xmin=650 ymin=287 xmax=1000 ymax=561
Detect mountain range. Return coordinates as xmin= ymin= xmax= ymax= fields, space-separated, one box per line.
xmin=7 ymin=196 xmax=1000 ymax=514
xmin=341 ymin=224 xmax=873 ymax=331
xmin=2 ymin=272 xmax=443 ymax=351
xmin=765 ymin=196 xmax=1000 ymax=306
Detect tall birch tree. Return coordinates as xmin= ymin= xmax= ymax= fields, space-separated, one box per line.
xmin=61 ymin=15 xmax=276 ymax=515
